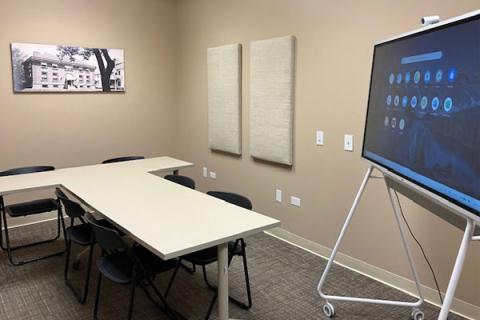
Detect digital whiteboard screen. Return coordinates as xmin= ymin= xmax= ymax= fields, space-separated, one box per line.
xmin=362 ymin=14 xmax=480 ymax=216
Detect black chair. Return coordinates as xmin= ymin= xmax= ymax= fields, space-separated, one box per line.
xmin=84 ymin=213 xmax=181 ymax=320
xmin=179 ymin=191 xmax=253 ymax=320
xmin=0 ymin=166 xmax=66 ymax=266
xmin=102 ymin=156 xmax=145 ymax=164
xmin=164 ymin=175 xmax=195 ymax=189
xmin=56 ymin=189 xmax=95 ymax=304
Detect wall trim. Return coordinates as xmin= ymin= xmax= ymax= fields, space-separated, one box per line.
xmin=265 ymin=227 xmax=479 ymax=320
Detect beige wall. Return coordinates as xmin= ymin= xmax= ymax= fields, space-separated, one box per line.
xmin=0 ymin=0 xmax=177 ymax=168
xmin=174 ymin=0 xmax=480 ymax=308
xmin=0 ymin=0 xmax=178 ymax=224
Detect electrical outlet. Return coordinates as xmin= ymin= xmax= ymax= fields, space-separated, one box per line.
xmin=209 ymin=171 xmax=216 ymax=179
xmin=290 ymin=196 xmax=301 ymax=207
xmin=316 ymin=130 xmax=324 ymax=146
xmin=203 ymin=167 xmax=208 ymax=178
xmin=275 ymin=189 xmax=282 ymax=202
xmin=344 ymin=134 xmax=354 ymax=151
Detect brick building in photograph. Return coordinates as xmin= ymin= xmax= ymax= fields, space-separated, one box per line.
xmin=22 ymin=52 xmax=98 ymax=91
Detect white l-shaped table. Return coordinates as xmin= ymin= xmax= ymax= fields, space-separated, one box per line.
xmin=0 ymin=157 xmax=280 ymax=320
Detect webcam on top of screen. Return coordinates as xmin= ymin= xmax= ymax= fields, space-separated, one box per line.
xmin=421 ymin=16 xmax=440 ymax=26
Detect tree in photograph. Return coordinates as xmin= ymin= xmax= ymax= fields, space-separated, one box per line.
xmin=11 ymin=47 xmax=27 ymax=91
xmin=56 ymin=46 xmax=115 ymax=92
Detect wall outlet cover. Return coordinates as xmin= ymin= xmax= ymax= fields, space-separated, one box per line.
xmin=290 ymin=196 xmax=301 ymax=207
xmin=276 ymin=189 xmax=283 ymax=202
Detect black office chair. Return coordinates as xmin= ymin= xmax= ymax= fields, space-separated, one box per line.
xmin=164 ymin=175 xmax=195 ymax=189
xmin=102 ymin=156 xmax=145 ymax=164
xmin=56 ymin=189 xmax=96 ymax=304
xmin=85 ymin=213 xmax=181 ymax=320
xmin=179 ymin=191 xmax=253 ymax=320
xmin=0 ymin=166 xmax=66 ymax=266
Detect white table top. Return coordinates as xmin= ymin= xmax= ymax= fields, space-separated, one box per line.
xmin=0 ymin=157 xmax=280 ymax=259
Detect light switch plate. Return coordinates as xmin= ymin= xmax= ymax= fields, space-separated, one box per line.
xmin=290 ymin=196 xmax=301 ymax=207
xmin=344 ymin=134 xmax=354 ymax=151
xmin=203 ymin=167 xmax=208 ymax=178
xmin=275 ymin=189 xmax=282 ymax=202
xmin=316 ymin=130 xmax=324 ymax=146
xmin=209 ymin=171 xmax=216 ymax=179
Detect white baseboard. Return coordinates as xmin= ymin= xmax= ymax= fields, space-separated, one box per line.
xmin=265 ymin=227 xmax=479 ymax=320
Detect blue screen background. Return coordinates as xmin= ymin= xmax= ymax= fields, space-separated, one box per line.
xmin=363 ymin=18 xmax=480 ymax=215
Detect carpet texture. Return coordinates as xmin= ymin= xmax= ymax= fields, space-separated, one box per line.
xmin=0 ymin=220 xmax=466 ymax=320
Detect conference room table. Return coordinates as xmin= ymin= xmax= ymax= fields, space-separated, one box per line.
xmin=0 ymin=156 xmax=280 ymax=320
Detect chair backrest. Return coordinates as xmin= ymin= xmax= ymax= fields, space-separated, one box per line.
xmin=164 ymin=175 xmax=196 ymax=189
xmin=84 ymin=213 xmax=128 ymax=253
xmin=206 ymin=191 xmax=253 ymax=210
xmin=0 ymin=166 xmax=55 ymax=177
xmin=56 ymin=190 xmax=86 ymax=219
xmin=102 ymin=156 xmax=145 ymax=164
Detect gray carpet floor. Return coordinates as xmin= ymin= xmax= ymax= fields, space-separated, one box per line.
xmin=0 ymin=220 xmax=466 ymax=320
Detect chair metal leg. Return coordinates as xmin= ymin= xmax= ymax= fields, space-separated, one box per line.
xmin=205 ymin=291 xmax=218 ymax=320
xmin=128 ymin=270 xmax=137 ymax=320
xmin=202 ymin=265 xmax=216 ymax=291
xmin=139 ymin=276 xmax=182 ymax=320
xmin=64 ymin=239 xmax=95 ymax=304
xmin=93 ymin=271 xmax=103 ymax=320
xmin=165 ymin=261 xmax=180 ymax=298
xmin=0 ymin=207 xmax=66 ymax=266
xmin=240 ymin=247 xmax=253 ymax=309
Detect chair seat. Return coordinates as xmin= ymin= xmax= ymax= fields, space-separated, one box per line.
xmin=5 ymin=198 xmax=59 ymax=217
xmin=183 ymin=241 xmax=242 ymax=265
xmin=97 ymin=245 xmax=177 ymax=285
xmin=66 ymin=224 xmax=92 ymax=246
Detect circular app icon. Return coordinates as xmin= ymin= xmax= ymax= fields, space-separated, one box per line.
xmin=431 ymin=97 xmax=440 ymax=110
xmin=396 ymin=73 xmax=402 ymax=84
xmin=384 ymin=116 xmax=390 ymax=127
xmin=394 ymin=95 xmax=400 ymax=107
xmin=424 ymin=70 xmax=431 ymax=84
xmin=448 ymin=68 xmax=457 ymax=83
xmin=444 ymin=97 xmax=453 ymax=112
xmin=421 ymin=96 xmax=428 ymax=110
xmin=402 ymin=96 xmax=408 ymax=108
xmin=405 ymin=72 xmax=411 ymax=84
xmin=399 ymin=118 xmax=405 ymax=130
xmin=391 ymin=117 xmax=397 ymax=128
xmin=389 ymin=73 xmax=395 ymax=85
xmin=435 ymin=69 xmax=443 ymax=83
xmin=387 ymin=95 xmax=392 ymax=106
xmin=414 ymin=71 xmax=421 ymax=84
xmin=410 ymin=96 xmax=417 ymax=108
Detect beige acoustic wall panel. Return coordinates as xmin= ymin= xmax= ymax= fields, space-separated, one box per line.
xmin=250 ymin=36 xmax=296 ymax=165
xmin=208 ymin=44 xmax=242 ymax=154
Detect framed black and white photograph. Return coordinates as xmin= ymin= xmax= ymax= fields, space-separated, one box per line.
xmin=11 ymin=42 xmax=125 ymax=93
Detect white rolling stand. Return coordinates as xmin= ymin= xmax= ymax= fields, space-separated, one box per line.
xmin=317 ymin=165 xmax=479 ymax=320
xmin=438 ymin=219 xmax=477 ymax=320
xmin=317 ymin=166 xmax=425 ymax=320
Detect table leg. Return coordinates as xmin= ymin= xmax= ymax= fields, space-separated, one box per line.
xmin=218 ymin=242 xmax=229 ymax=320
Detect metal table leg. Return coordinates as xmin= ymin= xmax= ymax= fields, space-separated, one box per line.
xmin=218 ymin=242 xmax=229 ymax=320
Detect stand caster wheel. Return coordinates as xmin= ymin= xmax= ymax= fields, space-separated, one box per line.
xmin=410 ymin=308 xmax=424 ymax=320
xmin=322 ymin=302 xmax=335 ymax=318
xmin=72 ymin=260 xmax=82 ymax=270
